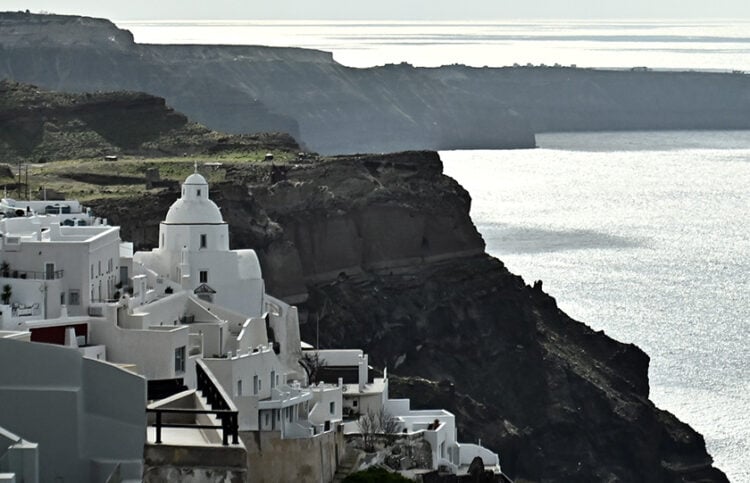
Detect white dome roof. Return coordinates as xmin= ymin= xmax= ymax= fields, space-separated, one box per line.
xmin=184 ymin=173 xmax=208 ymax=185
xmin=163 ymin=173 xmax=225 ymax=224
xmin=164 ymin=198 xmax=224 ymax=224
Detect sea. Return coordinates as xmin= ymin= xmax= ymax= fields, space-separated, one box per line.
xmin=119 ymin=19 xmax=750 ymax=481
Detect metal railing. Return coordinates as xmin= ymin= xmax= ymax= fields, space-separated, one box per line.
xmin=0 ymin=269 xmax=64 ymax=280
xmin=146 ymin=359 xmax=239 ymax=446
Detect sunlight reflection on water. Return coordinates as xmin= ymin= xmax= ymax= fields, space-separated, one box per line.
xmin=442 ymin=131 xmax=750 ymax=481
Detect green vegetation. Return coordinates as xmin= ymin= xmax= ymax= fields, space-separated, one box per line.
xmin=0 ymin=151 xmax=302 ymax=202
xmin=342 ymin=467 xmax=411 ymax=483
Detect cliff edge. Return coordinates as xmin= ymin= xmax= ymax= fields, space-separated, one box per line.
xmin=89 ymin=151 xmax=728 ymax=482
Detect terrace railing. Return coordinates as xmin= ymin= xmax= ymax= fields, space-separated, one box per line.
xmin=147 ymin=359 xmax=239 ymax=446
xmin=1 ymin=269 xmax=64 ymax=280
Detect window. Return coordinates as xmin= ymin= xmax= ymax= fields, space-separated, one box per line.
xmin=45 ymin=263 xmax=55 ymax=280
xmin=200 ymin=234 xmax=207 ymax=249
xmin=353 ymin=400 xmax=358 ymax=408
xmin=237 ymin=380 xmax=243 ymax=397
xmin=98 ymin=261 xmax=101 ymax=276
xmin=253 ymin=375 xmax=259 ymax=395
xmin=329 ymin=401 xmax=336 ymax=415
xmin=60 ymin=292 xmax=65 ymax=305
xmin=174 ymin=346 xmax=186 ymax=373
xmin=197 ymin=189 xmax=202 ymax=197
xmin=199 ymin=270 xmax=208 ymax=283
xmin=120 ymin=266 xmax=128 ymax=287
xmin=270 ymin=370 xmax=276 ymax=389
xmin=91 ymin=264 xmax=94 ymax=278
xmin=265 ymin=413 xmax=270 ymax=426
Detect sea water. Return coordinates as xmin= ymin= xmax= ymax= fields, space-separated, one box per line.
xmin=117 ymin=20 xmax=750 ymax=480
xmin=442 ymin=132 xmax=750 ymax=482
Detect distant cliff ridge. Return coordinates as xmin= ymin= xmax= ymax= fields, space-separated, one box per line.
xmin=2 ymin=13 xmax=749 ymax=155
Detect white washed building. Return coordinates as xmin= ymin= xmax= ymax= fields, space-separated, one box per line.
xmin=0 ymin=214 xmax=121 ymax=326
xmin=0 ymin=171 xmax=502 ymax=480
xmin=134 ymin=172 xmax=265 ymax=317
xmin=0 ymin=337 xmax=146 ymax=482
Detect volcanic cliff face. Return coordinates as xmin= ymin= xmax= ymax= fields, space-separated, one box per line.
xmin=88 ymin=152 xmax=728 ymax=482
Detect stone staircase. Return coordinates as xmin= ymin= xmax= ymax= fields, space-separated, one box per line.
xmin=195 ymin=391 xmax=225 ymax=445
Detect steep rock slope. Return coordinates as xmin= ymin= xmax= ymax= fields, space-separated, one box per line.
xmin=89 ymin=152 xmax=728 ymax=482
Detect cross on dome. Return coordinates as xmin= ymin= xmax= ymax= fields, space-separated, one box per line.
xmin=163 ymin=171 xmax=225 ymax=224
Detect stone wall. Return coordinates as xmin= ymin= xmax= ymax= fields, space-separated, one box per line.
xmin=142 ymin=444 xmax=247 ymax=483
xmin=241 ymin=429 xmax=344 ymax=483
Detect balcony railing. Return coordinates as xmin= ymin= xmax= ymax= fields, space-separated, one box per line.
xmin=146 ymin=359 xmax=239 ymax=446
xmin=0 ymin=269 xmax=64 ymax=280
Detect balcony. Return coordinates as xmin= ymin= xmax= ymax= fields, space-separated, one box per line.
xmin=0 ymin=268 xmax=64 ymax=280
xmin=147 ymin=359 xmax=239 ymax=446
xmin=257 ymin=383 xmax=312 ymax=410
xmin=11 ymin=303 xmax=40 ymax=318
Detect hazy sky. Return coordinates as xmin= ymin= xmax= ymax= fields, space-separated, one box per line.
xmin=3 ymin=0 xmax=750 ymax=20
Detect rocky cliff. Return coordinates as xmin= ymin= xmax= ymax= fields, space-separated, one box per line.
xmin=87 ymin=151 xmax=728 ymax=482
xmin=4 ymin=13 xmax=749 ymax=155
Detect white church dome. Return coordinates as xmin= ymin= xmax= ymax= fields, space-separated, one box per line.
xmin=164 ymin=172 xmax=225 ymax=224
xmin=184 ymin=173 xmax=208 ymax=185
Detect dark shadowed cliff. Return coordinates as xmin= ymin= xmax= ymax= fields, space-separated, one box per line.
xmin=3 ymin=12 xmax=750 ymax=155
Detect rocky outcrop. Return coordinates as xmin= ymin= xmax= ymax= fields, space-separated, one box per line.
xmin=88 ymin=151 xmax=728 ymax=482
xmin=0 ymin=80 xmax=298 ymax=162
